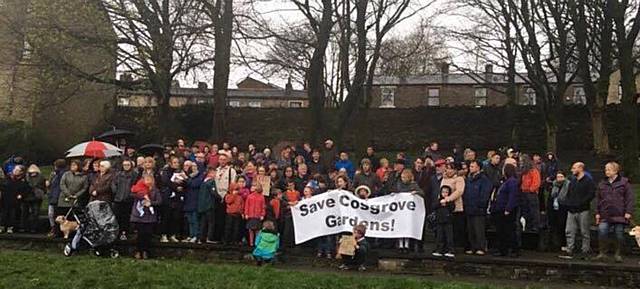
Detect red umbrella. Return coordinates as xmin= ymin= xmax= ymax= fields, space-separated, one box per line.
xmin=66 ymin=141 xmax=122 ymax=158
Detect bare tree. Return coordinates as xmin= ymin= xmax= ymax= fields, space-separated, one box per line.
xmin=508 ymin=0 xmax=577 ymax=153
xmin=102 ymin=0 xmax=210 ymax=134
xmin=611 ymin=0 xmax=640 ymax=179
xmin=569 ymin=0 xmax=614 ymax=155
xmin=447 ymin=0 xmax=521 ymax=145
xmin=376 ymin=20 xmax=448 ymax=78
xmin=199 ymin=0 xmax=234 ymax=141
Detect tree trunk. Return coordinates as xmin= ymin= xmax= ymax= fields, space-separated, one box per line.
xmin=545 ymin=119 xmax=558 ymax=154
xmin=591 ymin=105 xmax=610 ymax=155
xmin=619 ymin=57 xmax=639 ymax=180
xmin=336 ymin=0 xmax=368 ymax=147
xmin=211 ymin=0 xmax=233 ymax=142
xmin=306 ymin=0 xmax=333 ymax=146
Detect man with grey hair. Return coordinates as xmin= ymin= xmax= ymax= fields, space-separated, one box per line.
xmin=558 ymin=162 xmax=595 ymax=260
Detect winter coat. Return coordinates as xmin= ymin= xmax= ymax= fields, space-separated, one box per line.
xmin=308 ymin=160 xmax=328 ymax=176
xmin=89 ymin=172 xmax=114 ymax=202
xmin=48 ymin=169 xmax=66 ymax=205
xmin=252 ymin=229 xmax=279 ymax=260
xmin=550 ymin=179 xmax=569 ymax=211
xmin=294 ymin=174 xmax=310 ymax=193
xmin=244 ymin=192 xmax=266 ymax=219
xmin=26 ymin=173 xmax=46 ymax=202
xmin=395 ymin=181 xmax=424 ymax=197
xmin=483 ymin=163 xmax=502 ymax=189
xmin=491 ymin=177 xmax=519 ymax=213
xmin=463 ymin=172 xmax=493 ymax=216
xmin=225 ymin=193 xmax=244 ymax=215
xmin=320 ymin=147 xmax=337 ymax=172
xmin=596 ymin=175 xmax=635 ymax=224
xmin=267 ymin=197 xmax=284 ymax=220
xmin=183 ymin=171 xmax=205 ymax=212
xmin=160 ymin=167 xmax=182 ymax=205
xmin=560 ymin=175 xmax=595 ymax=213
xmin=335 ymin=160 xmax=355 ymax=179
xmin=58 ymin=171 xmax=89 ymax=208
xmin=441 ymin=175 xmax=465 ymax=212
xmin=520 ymin=169 xmax=541 ymax=194
xmin=1 ymin=176 xmax=32 ymax=207
xmin=111 ymin=170 xmax=138 ymax=203
xmin=197 ymin=178 xmax=219 ymax=214
xmin=215 ymin=165 xmax=237 ymax=199
xmin=353 ymin=171 xmax=381 ymax=193
xmin=129 ymin=188 xmax=162 ymax=224
xmin=432 ymin=196 xmax=455 ymax=224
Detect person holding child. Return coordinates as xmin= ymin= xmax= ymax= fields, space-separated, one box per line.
xmin=130 ymin=174 xmax=162 ymax=259
xmin=432 ymin=185 xmax=456 ymax=258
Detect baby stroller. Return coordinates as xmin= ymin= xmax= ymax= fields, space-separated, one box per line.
xmin=63 ymin=200 xmax=120 ymax=258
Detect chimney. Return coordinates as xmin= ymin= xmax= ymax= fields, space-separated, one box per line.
xmin=285 ymin=76 xmax=293 ymax=95
xmin=440 ymin=63 xmax=449 ymax=75
xmin=197 ymin=82 xmax=208 ymax=90
xmin=484 ymin=64 xmax=494 ymax=83
xmin=440 ymin=63 xmax=449 ymax=84
xmin=485 ymin=64 xmax=493 ymax=74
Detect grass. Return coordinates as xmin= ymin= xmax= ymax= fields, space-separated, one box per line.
xmin=0 ymin=250 xmax=513 ymax=289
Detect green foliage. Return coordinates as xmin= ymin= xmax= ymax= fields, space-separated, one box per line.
xmin=0 ymin=250 xmax=511 ymax=289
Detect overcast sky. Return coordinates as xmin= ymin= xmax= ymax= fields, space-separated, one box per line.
xmin=177 ymin=0 xmax=443 ymax=89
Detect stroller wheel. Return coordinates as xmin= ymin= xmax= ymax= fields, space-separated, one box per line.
xmin=110 ymin=250 xmax=120 ymax=259
xmin=63 ymin=244 xmax=73 ymax=257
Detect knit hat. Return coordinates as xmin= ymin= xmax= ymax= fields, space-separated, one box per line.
xmin=354 ymin=185 xmax=371 ymax=198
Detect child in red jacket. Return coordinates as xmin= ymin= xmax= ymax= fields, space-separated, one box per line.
xmin=244 ymin=183 xmax=266 ymax=247
xmin=224 ymin=182 xmax=244 ymax=245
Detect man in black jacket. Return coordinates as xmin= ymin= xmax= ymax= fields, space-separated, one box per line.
xmin=558 ymin=162 xmax=595 ymax=259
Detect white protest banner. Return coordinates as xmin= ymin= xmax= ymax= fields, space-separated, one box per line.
xmin=292 ymin=189 xmax=425 ymax=244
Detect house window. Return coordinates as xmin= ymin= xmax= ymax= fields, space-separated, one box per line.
xmin=427 ymin=88 xmax=440 ymax=106
xmin=117 ymin=97 xmax=130 ymax=107
xmin=289 ymin=101 xmax=303 ymax=108
xmin=248 ymin=101 xmax=262 ymax=108
xmin=572 ymin=87 xmax=587 ymax=105
xmin=474 ymin=87 xmax=488 ymax=107
xmin=380 ymin=86 xmax=396 ymax=108
xmin=228 ymin=100 xmax=240 ymax=107
xmin=522 ymin=87 xmax=536 ymax=106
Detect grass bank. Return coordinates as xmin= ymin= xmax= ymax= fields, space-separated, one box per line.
xmin=0 ymin=249 xmax=516 ymax=289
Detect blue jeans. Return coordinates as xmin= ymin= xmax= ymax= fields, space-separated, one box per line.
xmin=185 ymin=211 xmax=200 ymax=238
xmin=597 ymin=222 xmax=625 ymax=243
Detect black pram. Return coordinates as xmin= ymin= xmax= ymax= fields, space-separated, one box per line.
xmin=63 ymin=200 xmax=120 ymax=258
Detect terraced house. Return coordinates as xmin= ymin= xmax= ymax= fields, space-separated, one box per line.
xmin=117 ymin=77 xmax=309 ymax=109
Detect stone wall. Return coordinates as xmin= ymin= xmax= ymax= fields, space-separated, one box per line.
xmin=0 ymin=0 xmax=117 ymax=160
xmin=110 ymin=105 xmax=638 ymax=154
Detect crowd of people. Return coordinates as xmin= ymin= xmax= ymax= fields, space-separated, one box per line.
xmin=0 ymin=139 xmax=635 ymax=268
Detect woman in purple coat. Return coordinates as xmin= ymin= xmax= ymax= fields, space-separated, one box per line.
xmin=594 ymin=162 xmax=635 ymax=263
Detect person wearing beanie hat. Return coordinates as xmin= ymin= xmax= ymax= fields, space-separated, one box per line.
xmin=355 ymin=185 xmax=372 ymax=200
